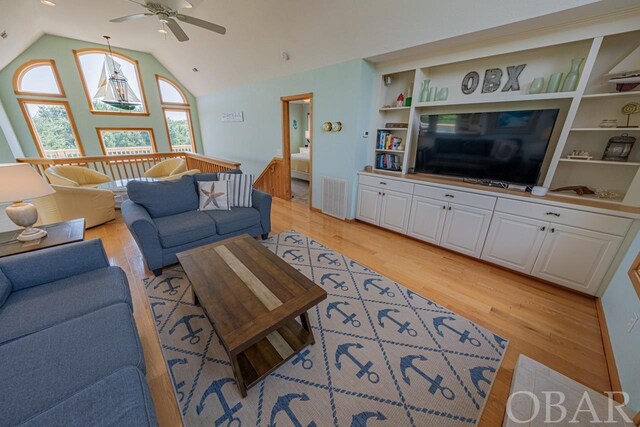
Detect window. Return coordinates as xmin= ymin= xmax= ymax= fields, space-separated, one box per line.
xmin=156 ymin=75 xmax=188 ymax=106
xmin=157 ymin=75 xmax=196 ymax=152
xmin=163 ymin=108 xmax=196 ymax=152
xmin=97 ymin=128 xmax=157 ymax=156
xmin=19 ymin=100 xmax=84 ymax=158
xmin=627 ymin=252 xmax=640 ymax=299
xmin=74 ymin=49 xmax=148 ymax=115
xmin=14 ymin=59 xmax=65 ymax=97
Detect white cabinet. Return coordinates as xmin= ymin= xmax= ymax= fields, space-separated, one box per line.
xmin=379 ymin=190 xmax=412 ymax=233
xmin=357 ymin=173 xmax=633 ymax=295
xmin=408 ymin=195 xmax=447 ymax=244
xmin=356 ymin=185 xmax=381 ymax=225
xmin=440 ymin=203 xmax=493 ymax=258
xmin=531 ymin=224 xmax=623 ymax=294
xmin=356 ymin=184 xmax=411 ymax=233
xmin=481 ymin=213 xmax=548 ymax=273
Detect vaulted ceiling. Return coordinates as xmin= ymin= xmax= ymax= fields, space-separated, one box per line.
xmin=1 ymin=0 xmax=639 ymax=97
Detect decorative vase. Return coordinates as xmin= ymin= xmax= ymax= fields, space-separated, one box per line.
xmin=529 ymin=78 xmax=545 ymax=94
xmin=428 ymin=87 xmax=437 ymax=102
xmin=437 ymin=87 xmax=449 ymax=101
xmin=546 ymin=72 xmax=563 ymax=93
xmin=561 ymin=58 xmax=584 ymax=92
xmin=419 ymin=79 xmax=430 ymax=103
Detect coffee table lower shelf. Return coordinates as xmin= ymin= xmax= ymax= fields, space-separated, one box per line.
xmin=232 ymin=313 xmax=314 ymax=396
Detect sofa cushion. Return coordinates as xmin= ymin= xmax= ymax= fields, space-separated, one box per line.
xmin=0 ymin=268 xmax=10 ymax=307
xmin=0 ymin=266 xmax=131 ymax=345
xmin=19 ymin=366 xmax=158 ymax=427
xmin=127 ymin=175 xmax=198 ymax=218
xmin=154 ymin=210 xmax=217 ymax=248
xmin=0 ymin=303 xmax=145 ymax=426
xmin=204 ymin=207 xmax=261 ymax=235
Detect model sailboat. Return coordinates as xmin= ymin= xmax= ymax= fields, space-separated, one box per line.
xmin=93 ymin=36 xmax=141 ymax=111
xmin=607 ymin=44 xmax=640 ymax=92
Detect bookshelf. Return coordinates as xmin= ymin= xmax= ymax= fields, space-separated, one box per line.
xmin=368 ymin=29 xmax=640 ymax=207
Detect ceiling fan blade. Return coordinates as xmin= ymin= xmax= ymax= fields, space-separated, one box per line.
xmin=127 ymin=0 xmax=148 ymax=6
xmin=159 ymin=0 xmax=193 ymax=10
xmin=176 ymin=14 xmax=226 ymax=35
xmin=110 ymin=13 xmax=153 ymax=23
xmin=166 ymin=18 xmax=190 ymax=42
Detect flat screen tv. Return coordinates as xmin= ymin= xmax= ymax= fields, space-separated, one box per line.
xmin=414 ymin=109 xmax=559 ymax=186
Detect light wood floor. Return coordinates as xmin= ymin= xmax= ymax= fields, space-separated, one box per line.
xmin=87 ymin=198 xmax=611 ymax=427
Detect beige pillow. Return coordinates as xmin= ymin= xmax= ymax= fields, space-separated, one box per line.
xmin=198 ymin=181 xmax=230 ymax=211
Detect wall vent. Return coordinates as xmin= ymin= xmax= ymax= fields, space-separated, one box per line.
xmin=321 ymin=177 xmax=348 ymax=220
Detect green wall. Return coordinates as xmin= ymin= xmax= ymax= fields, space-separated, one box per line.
xmin=0 ymin=34 xmax=202 ymax=158
xmin=198 ymin=59 xmax=375 ymax=216
xmin=602 ymin=231 xmax=640 ymax=412
xmin=0 ymin=125 xmax=15 ymax=163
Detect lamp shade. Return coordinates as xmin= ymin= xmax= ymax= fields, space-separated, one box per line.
xmin=0 ymin=164 xmax=55 ymax=203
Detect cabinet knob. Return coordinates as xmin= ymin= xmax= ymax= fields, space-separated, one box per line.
xmin=550 ymin=228 xmax=555 ymax=233
xmin=546 ymin=212 xmax=560 ymax=217
xmin=540 ymin=226 xmax=546 ymax=231
xmin=448 ymin=206 xmax=452 ymax=211
xmin=442 ymin=205 xmax=446 ymax=210
xmin=444 ymin=194 xmax=454 ymax=198
xmin=379 ymin=182 xmax=387 ymax=185
xmin=382 ymin=193 xmax=386 ymax=196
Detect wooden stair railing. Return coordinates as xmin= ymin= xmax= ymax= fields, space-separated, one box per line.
xmin=253 ymin=157 xmax=290 ymax=200
xmin=17 ymin=152 xmax=241 ymax=182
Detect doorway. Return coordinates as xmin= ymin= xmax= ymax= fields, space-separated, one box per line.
xmin=281 ymin=93 xmax=313 ymax=206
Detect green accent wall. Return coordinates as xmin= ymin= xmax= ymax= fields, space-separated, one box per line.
xmin=0 ymin=125 xmax=15 ymax=163
xmin=0 ymin=34 xmax=202 ymax=158
xmin=602 ymin=230 xmax=640 ymax=412
xmin=198 ymin=59 xmax=375 ymax=216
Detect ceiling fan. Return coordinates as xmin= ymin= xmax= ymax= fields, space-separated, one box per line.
xmin=110 ymin=0 xmax=226 ymax=42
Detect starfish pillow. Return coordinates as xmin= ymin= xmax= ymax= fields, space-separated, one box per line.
xmin=198 ymin=180 xmax=230 ymax=211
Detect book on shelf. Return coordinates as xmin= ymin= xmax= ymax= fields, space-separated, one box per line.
xmin=376 ymin=129 xmax=402 ymax=150
xmin=376 ymin=153 xmax=402 ymax=171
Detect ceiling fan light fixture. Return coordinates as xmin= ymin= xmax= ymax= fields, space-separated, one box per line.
xmin=40 ymin=0 xmax=56 ymax=6
xmin=158 ymin=28 xmax=168 ymax=34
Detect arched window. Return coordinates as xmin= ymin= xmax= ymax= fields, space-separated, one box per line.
xmin=74 ymin=48 xmax=148 ymax=115
xmin=13 ymin=59 xmax=65 ymax=97
xmin=156 ymin=75 xmax=189 ymax=106
xmin=156 ymin=75 xmax=196 ymax=152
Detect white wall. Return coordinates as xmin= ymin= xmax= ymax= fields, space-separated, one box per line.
xmin=198 ymin=59 xmax=375 ymax=216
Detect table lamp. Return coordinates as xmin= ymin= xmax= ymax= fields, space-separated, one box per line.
xmin=0 ymin=164 xmax=55 ymax=241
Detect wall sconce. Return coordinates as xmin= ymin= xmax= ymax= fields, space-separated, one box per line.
xmin=323 ymin=122 xmax=342 ymax=132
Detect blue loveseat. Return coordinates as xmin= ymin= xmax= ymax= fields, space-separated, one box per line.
xmin=0 ymin=239 xmax=157 ymax=426
xmin=122 ymin=172 xmax=272 ymax=276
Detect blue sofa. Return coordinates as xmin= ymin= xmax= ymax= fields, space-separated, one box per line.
xmin=0 ymin=240 xmax=158 ymax=427
xmin=122 ymin=172 xmax=272 ymax=276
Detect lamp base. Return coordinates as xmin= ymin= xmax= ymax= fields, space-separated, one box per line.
xmin=5 ymin=201 xmax=46 ymax=242
xmin=17 ymin=226 xmax=48 ymax=242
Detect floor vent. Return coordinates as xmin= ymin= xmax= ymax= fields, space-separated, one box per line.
xmin=321 ymin=177 xmax=348 ymax=220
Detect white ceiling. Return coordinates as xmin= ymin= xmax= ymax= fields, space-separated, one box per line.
xmin=1 ymin=0 xmax=639 ymax=97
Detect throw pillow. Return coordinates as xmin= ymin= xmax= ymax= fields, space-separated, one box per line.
xmin=127 ymin=175 xmax=199 ymax=218
xmin=198 ymin=180 xmax=230 ymax=211
xmin=219 ymin=173 xmax=254 ymax=208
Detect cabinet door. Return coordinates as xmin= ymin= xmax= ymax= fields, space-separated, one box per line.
xmin=407 ymin=195 xmax=447 ymax=245
xmin=356 ymin=185 xmax=381 ymax=225
xmin=532 ymin=224 xmax=623 ymax=295
xmin=481 ymin=213 xmax=548 ymax=274
xmin=379 ymin=190 xmax=412 ymax=233
xmin=440 ymin=203 xmax=492 ymax=258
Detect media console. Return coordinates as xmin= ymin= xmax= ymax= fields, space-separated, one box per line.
xmin=356 ymin=171 xmax=640 ymax=296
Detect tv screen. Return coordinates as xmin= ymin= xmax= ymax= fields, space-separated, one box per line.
xmin=414 ymin=109 xmax=559 ymax=185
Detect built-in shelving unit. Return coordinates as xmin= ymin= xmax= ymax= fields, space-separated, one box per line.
xmin=369 ymin=29 xmax=640 ymax=206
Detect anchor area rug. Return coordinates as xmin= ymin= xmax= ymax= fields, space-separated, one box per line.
xmin=144 ymin=231 xmax=508 ymax=426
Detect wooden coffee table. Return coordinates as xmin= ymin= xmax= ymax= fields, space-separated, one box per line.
xmin=177 ymin=234 xmax=327 ymax=397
